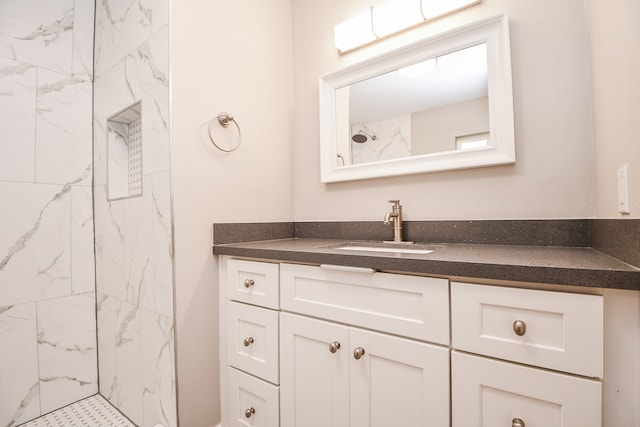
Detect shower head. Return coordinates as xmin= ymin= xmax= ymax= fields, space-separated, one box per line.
xmin=352 ymin=134 xmax=368 ymax=143
xmin=352 ymin=130 xmax=377 ymax=143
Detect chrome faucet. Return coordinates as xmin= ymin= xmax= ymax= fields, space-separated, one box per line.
xmin=384 ymin=200 xmax=404 ymax=242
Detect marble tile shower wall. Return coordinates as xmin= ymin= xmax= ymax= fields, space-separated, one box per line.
xmin=351 ymin=114 xmax=412 ymax=164
xmin=93 ymin=1 xmax=176 ymax=427
xmin=0 ymin=1 xmax=97 ymax=426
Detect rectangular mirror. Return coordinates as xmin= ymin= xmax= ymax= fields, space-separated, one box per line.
xmin=319 ymin=13 xmax=515 ymax=183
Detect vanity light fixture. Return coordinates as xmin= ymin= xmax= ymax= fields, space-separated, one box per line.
xmin=334 ymin=0 xmax=481 ymax=54
xmin=334 ymin=9 xmax=378 ymax=53
xmin=372 ymin=0 xmax=425 ymax=38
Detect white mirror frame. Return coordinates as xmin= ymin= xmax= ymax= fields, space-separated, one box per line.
xmin=319 ymin=12 xmax=514 ymax=183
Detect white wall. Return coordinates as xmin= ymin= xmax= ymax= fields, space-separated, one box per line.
xmin=412 ymin=97 xmax=489 ymax=155
xmin=587 ymin=0 xmax=640 ymax=219
xmin=292 ymin=0 xmax=596 ymax=221
xmin=170 ymin=0 xmax=294 ymax=425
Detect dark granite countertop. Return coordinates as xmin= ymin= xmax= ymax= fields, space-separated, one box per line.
xmin=213 ymin=238 xmax=640 ymax=290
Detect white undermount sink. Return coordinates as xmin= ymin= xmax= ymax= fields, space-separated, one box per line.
xmin=338 ymin=245 xmax=434 ymax=255
xmin=325 ymin=242 xmax=436 ymax=255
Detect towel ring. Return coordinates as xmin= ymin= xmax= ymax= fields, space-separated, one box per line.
xmin=208 ymin=112 xmax=241 ymax=152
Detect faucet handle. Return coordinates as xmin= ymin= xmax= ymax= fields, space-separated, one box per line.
xmin=388 ymin=199 xmax=400 ymax=205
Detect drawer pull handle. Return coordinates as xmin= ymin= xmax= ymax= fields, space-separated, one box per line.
xmin=512 ymin=418 xmax=525 ymax=427
xmin=353 ymin=347 xmax=365 ymax=360
xmin=243 ymin=279 xmax=255 ymax=288
xmin=329 ymin=341 xmax=341 ymax=353
xmin=243 ymin=337 xmax=254 ymax=347
xmin=245 ymin=407 xmax=256 ymax=418
xmin=513 ymin=320 xmax=527 ymax=336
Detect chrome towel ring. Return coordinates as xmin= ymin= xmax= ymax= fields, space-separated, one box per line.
xmin=208 ymin=112 xmax=241 ymax=152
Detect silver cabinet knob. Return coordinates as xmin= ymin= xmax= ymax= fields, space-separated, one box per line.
xmin=353 ymin=347 xmax=365 ymax=360
xmin=245 ymin=407 xmax=255 ymax=418
xmin=329 ymin=341 xmax=341 ymax=353
xmin=243 ymin=337 xmax=254 ymax=347
xmin=513 ymin=320 xmax=527 ymax=336
xmin=244 ymin=279 xmax=255 ymax=288
xmin=512 ymin=418 xmax=525 ymax=427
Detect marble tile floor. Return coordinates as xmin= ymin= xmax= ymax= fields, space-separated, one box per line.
xmin=19 ymin=394 xmax=135 ymax=427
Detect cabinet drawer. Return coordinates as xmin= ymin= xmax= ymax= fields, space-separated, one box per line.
xmin=280 ymin=263 xmax=449 ymax=344
xmin=227 ymin=301 xmax=279 ymax=384
xmin=227 ymin=258 xmax=280 ymax=309
xmin=228 ymin=367 xmax=279 ymax=427
xmin=452 ymin=351 xmax=601 ymax=427
xmin=451 ymin=282 xmax=603 ymax=377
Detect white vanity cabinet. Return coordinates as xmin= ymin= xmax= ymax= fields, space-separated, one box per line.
xmin=279 ymin=263 xmax=451 ymax=427
xmin=280 ymin=313 xmax=449 ymax=427
xmin=450 ymin=282 xmax=604 ymax=427
xmin=219 ymin=256 xmax=610 ymax=427
xmin=279 ymin=313 xmax=350 ymax=427
xmin=223 ymin=259 xmax=281 ymax=427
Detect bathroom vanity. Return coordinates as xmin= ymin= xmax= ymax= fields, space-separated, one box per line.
xmin=214 ymin=236 xmax=640 ymax=427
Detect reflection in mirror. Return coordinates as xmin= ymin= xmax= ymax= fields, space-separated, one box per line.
xmin=345 ymin=43 xmax=488 ymax=166
xmin=319 ymin=13 xmax=515 ymax=183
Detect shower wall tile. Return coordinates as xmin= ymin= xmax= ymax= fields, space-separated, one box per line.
xmin=94 ymin=1 xmax=175 ymax=425
xmin=351 ymin=115 xmax=412 ymax=165
xmin=93 ymin=115 xmax=108 ymax=188
xmin=115 ymin=300 xmax=144 ymax=426
xmin=97 ymin=293 xmax=118 ymax=405
xmin=93 ymin=27 xmax=171 ymax=182
xmin=37 ymin=293 xmax=98 ymax=414
xmin=0 ymin=0 xmax=96 ymax=421
xmin=35 ymin=69 xmax=92 ymax=186
xmin=97 ymin=295 xmax=176 ymax=427
xmin=133 ymin=27 xmax=170 ymax=175
xmin=141 ymin=309 xmax=176 ymax=427
xmin=0 ymin=57 xmax=37 ymax=183
xmin=71 ymin=0 xmax=95 ymax=80
xmin=94 ymin=185 xmax=127 ymax=301
xmin=0 ymin=182 xmax=71 ymax=307
xmin=0 ymin=304 xmax=40 ymax=427
xmin=0 ymin=0 xmax=74 ymax=74
xmin=71 ymin=186 xmax=96 ymax=295
xmin=153 ymin=0 xmax=170 ymax=34
xmin=153 ymin=171 xmax=174 ymax=318
xmin=94 ymin=0 xmax=153 ymax=76
xmin=93 ymin=62 xmax=128 ymax=191
xmin=93 ymin=60 xmax=133 ymax=124
xmin=124 ymin=175 xmax=155 ymax=310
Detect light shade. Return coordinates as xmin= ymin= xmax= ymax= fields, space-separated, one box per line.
xmin=334 ymin=0 xmax=481 ymax=54
xmin=334 ymin=10 xmax=377 ymax=53
xmin=421 ymin=0 xmax=480 ymax=20
xmin=372 ymin=0 xmax=424 ymax=38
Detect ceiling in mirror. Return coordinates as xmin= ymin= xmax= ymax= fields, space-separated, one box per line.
xmin=319 ymin=13 xmax=515 ymax=183
xmin=346 ymin=43 xmax=489 ymax=166
xmin=349 ymin=43 xmax=487 ymax=124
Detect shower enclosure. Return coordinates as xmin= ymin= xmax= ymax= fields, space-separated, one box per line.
xmin=0 ymin=1 xmax=176 ymax=426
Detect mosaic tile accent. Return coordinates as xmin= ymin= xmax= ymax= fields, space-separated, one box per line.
xmin=128 ymin=119 xmax=143 ymax=196
xmin=20 ymin=395 xmax=135 ymax=427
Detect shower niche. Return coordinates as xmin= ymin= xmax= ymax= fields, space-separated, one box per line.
xmin=107 ymin=102 xmax=143 ymax=200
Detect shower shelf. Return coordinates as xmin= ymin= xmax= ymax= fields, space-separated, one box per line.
xmin=107 ymin=101 xmax=143 ymax=201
